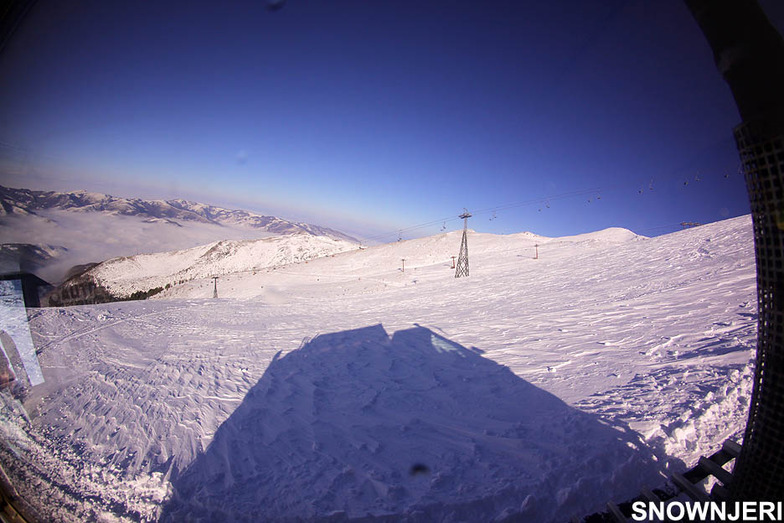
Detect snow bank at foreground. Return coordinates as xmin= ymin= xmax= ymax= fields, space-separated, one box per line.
xmin=0 ymin=215 xmax=757 ymax=522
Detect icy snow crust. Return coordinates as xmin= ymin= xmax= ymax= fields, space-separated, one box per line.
xmin=3 ymin=215 xmax=756 ymax=522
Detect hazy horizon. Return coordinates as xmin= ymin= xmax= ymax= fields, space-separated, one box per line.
xmin=3 ymin=1 xmax=784 ymax=242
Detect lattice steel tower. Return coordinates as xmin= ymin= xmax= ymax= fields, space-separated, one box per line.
xmin=455 ymin=210 xmax=471 ymax=278
xmin=212 ymin=276 xmax=219 ymax=299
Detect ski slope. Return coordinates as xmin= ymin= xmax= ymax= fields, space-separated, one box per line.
xmin=1 ymin=215 xmax=757 ymax=522
xmin=76 ymin=234 xmax=358 ymax=299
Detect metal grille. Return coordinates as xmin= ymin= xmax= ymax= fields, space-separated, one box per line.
xmin=731 ymin=121 xmax=784 ymax=501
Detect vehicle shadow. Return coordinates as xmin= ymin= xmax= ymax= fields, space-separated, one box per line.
xmin=161 ymin=324 xmax=676 ymax=522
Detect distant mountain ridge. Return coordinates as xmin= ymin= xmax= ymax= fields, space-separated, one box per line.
xmin=0 ymin=185 xmax=357 ymax=242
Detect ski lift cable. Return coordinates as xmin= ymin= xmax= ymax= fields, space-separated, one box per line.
xmin=360 ymin=215 xmax=463 ymax=243
xmin=362 ymin=161 xmax=741 ymax=244
xmin=470 ymin=186 xmax=604 ymax=217
xmin=363 ymin=179 xmax=665 ymax=243
xmin=361 ymin=186 xmax=607 ymax=243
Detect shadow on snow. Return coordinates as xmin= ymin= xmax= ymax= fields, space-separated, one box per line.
xmin=161 ymin=324 xmax=673 ymax=522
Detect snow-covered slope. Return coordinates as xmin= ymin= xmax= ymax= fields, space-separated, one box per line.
xmin=159 ymin=225 xmax=644 ymax=302
xmin=54 ymin=234 xmax=358 ymax=301
xmin=0 ymin=215 xmax=757 ymax=522
xmin=0 ymin=186 xmax=357 ymax=283
xmin=163 ymin=324 xmax=664 ymax=522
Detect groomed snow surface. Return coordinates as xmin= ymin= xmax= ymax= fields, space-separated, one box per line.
xmin=2 ymin=215 xmax=757 ymax=522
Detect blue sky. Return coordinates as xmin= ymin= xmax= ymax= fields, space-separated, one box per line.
xmin=2 ymin=0 xmax=783 ymax=242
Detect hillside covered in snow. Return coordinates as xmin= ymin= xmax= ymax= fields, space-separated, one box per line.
xmin=51 ymin=234 xmax=358 ymax=304
xmin=0 ymin=215 xmax=757 ymax=522
xmin=0 ymin=185 xmax=357 ymax=283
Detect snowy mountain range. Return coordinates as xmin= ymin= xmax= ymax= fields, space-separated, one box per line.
xmin=0 ymin=185 xmax=356 ymax=240
xmin=0 ymin=185 xmax=358 ymax=283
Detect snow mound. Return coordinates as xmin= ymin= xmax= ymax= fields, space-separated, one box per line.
xmin=556 ymin=226 xmax=645 ymax=244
